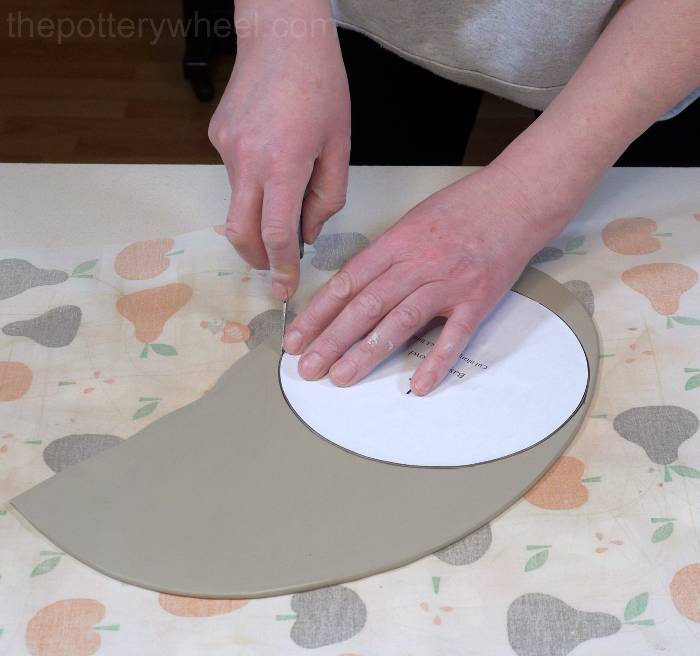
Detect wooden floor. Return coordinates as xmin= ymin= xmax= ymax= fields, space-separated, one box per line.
xmin=0 ymin=2 xmax=533 ymax=165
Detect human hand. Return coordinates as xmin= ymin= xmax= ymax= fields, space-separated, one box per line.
xmin=283 ymin=163 xmax=571 ymax=395
xmin=209 ymin=1 xmax=350 ymax=300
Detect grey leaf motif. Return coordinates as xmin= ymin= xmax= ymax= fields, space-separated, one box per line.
xmin=31 ymin=556 xmax=61 ymax=577
xmin=72 ymin=259 xmax=98 ymax=276
xmin=524 ymin=549 xmax=549 ymax=572
xmin=133 ymin=401 xmax=158 ymax=420
xmin=150 ymin=343 xmax=177 ymax=356
xmin=685 ymin=373 xmax=700 ymax=391
xmin=0 ymin=259 xmax=68 ymax=300
xmin=529 ymin=247 xmax=563 ymax=266
xmin=669 ymin=464 xmax=700 ymax=478
xmin=2 ymin=305 xmax=81 ymax=347
xmin=623 ymin=592 xmax=649 ymax=621
xmin=564 ymin=235 xmax=585 ymax=252
xmin=651 ymin=522 xmax=674 ymax=543
xmin=672 ymin=316 xmax=700 ymax=326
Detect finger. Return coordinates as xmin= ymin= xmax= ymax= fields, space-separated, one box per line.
xmin=283 ymin=239 xmax=394 ymax=354
xmin=410 ymin=304 xmax=478 ymax=396
xmin=262 ymin=164 xmax=313 ymax=300
xmin=296 ymin=264 xmax=423 ymax=380
xmin=224 ymin=175 xmax=267 ymax=269
xmin=326 ymin=284 xmax=441 ymax=387
xmin=301 ymin=138 xmax=350 ymax=243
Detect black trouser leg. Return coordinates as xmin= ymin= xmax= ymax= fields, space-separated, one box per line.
xmin=337 ymin=28 xmax=482 ymax=165
xmin=615 ymin=98 xmax=700 ymax=166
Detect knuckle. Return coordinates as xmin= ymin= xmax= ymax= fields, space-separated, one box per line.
xmin=263 ymin=149 xmax=295 ymax=178
xmin=225 ymin=221 xmax=249 ymax=248
xmin=328 ymin=270 xmax=356 ymax=301
xmin=304 ymin=189 xmax=346 ymax=221
xmin=261 ymin=221 xmax=291 ymax=251
xmin=326 ymin=195 xmax=347 ymax=214
xmin=207 ymin=120 xmax=227 ymax=149
xmin=429 ymin=346 xmax=452 ymax=366
xmin=318 ymin=333 xmax=343 ymax=356
xmin=230 ymin=133 xmax=260 ymax=160
xmin=327 ymin=134 xmax=352 ymax=164
xmin=315 ymin=190 xmax=346 ymax=215
xmin=296 ymin=305 xmax=320 ymax=333
xmin=355 ymin=290 xmax=384 ymax=319
xmin=356 ymin=338 xmax=377 ymax=357
xmin=208 ymin=124 xmax=264 ymax=171
xmin=397 ymin=303 xmax=423 ymax=329
xmin=450 ymin=316 xmax=477 ymax=337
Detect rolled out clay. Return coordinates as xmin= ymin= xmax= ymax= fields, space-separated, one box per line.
xmin=12 ymin=268 xmax=598 ymax=598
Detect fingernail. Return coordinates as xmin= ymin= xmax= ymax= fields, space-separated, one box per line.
xmin=285 ymin=329 xmax=303 ymax=354
xmin=299 ymin=352 xmax=324 ymax=379
xmin=330 ymin=360 xmax=357 ymax=386
xmin=272 ymin=282 xmax=288 ymax=301
xmin=413 ymin=372 xmax=436 ymax=396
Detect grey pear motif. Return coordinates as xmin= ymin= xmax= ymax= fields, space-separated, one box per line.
xmin=246 ymin=309 xmax=296 ymax=350
xmin=290 ymin=586 xmax=366 ymax=649
xmin=507 ymin=593 xmax=621 ymax=656
xmin=529 ymin=247 xmax=563 ymax=266
xmin=613 ymin=405 xmax=699 ymax=464
xmin=311 ymin=233 xmax=369 ymax=271
xmin=563 ymin=280 xmax=594 ymax=316
xmin=2 ymin=305 xmax=81 ymax=347
xmin=44 ymin=434 xmax=124 ymax=473
xmin=0 ymin=259 xmax=68 ymax=300
xmin=434 ymin=523 xmax=492 ymax=565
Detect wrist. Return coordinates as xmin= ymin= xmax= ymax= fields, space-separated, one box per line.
xmin=234 ymin=0 xmax=335 ymax=47
xmin=476 ymin=158 xmax=575 ymax=249
xmin=491 ymin=115 xmax=611 ymax=241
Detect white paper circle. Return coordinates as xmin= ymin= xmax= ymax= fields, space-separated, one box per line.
xmin=280 ymin=291 xmax=589 ymax=467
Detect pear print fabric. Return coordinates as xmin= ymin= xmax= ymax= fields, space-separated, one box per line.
xmin=2 ymin=169 xmax=700 ymax=655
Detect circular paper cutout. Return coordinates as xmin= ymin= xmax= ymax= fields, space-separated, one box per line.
xmin=280 ymin=291 xmax=589 ymax=467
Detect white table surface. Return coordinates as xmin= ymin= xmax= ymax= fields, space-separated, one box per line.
xmin=2 ymin=164 xmax=698 ymax=248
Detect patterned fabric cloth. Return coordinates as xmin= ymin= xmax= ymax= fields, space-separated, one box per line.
xmin=1 ymin=173 xmax=700 ymax=655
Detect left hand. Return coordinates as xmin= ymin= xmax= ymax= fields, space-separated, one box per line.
xmin=283 ymin=163 xmax=569 ymax=395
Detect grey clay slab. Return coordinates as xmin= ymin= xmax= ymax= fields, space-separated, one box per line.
xmin=12 ymin=268 xmax=598 ymax=598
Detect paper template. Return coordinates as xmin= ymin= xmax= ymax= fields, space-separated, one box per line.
xmin=280 ymin=291 xmax=589 ymax=467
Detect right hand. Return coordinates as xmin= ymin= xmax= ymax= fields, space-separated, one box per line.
xmin=209 ymin=3 xmax=351 ymax=300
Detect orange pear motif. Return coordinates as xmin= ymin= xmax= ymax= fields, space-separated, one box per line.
xmin=622 ymin=263 xmax=697 ymax=315
xmin=117 ymin=283 xmax=192 ymax=356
